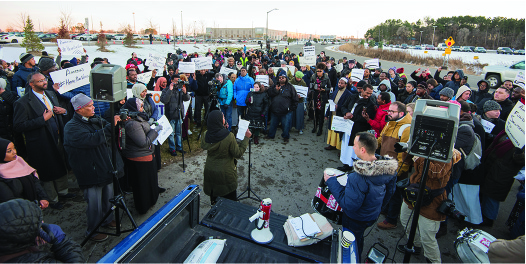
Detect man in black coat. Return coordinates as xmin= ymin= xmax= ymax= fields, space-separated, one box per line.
xmin=266 ymin=71 xmax=298 ymax=143
xmin=13 ymin=72 xmax=73 ymax=210
xmin=194 ymin=69 xmax=216 ymax=126
xmin=476 ymin=87 xmax=514 ymax=121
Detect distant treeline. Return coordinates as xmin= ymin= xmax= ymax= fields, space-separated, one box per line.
xmin=364 ymin=16 xmax=525 ymax=49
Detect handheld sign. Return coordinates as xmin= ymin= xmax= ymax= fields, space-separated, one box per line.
xmin=136 ymin=71 xmax=153 ymax=84
xmin=299 ymin=56 xmax=316 ymax=66
xmin=293 ymin=85 xmax=308 ymax=98
xmin=364 ymin=59 xmax=379 ymax=69
xmin=0 ymin=47 xmax=26 ymax=63
xmin=219 ymin=66 xmax=237 ymax=75
xmin=303 ymin=46 xmax=315 ymax=57
xmin=191 ymin=57 xmax=213 ymax=70
xmin=178 ymin=62 xmax=196 ymax=73
xmin=146 ymin=53 xmax=165 ymax=69
xmin=255 ymin=75 xmax=269 ymax=87
xmin=334 ymin=63 xmax=344 ymax=73
xmin=505 ymin=101 xmax=525 ymax=148
xmin=331 ymin=116 xmax=354 ymax=133
xmin=514 ymin=71 xmax=525 ymax=89
xmin=50 ymin=64 xmax=91 ymax=94
xmin=350 ymin=69 xmax=365 ymax=82
xmin=57 ymin=39 xmax=85 ymax=55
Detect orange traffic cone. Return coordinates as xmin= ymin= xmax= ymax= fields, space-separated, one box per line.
xmin=142 ymin=40 xmax=144 ymax=44
xmin=113 ymin=40 xmax=115 ymax=44
xmin=161 ymin=40 xmax=163 ymax=44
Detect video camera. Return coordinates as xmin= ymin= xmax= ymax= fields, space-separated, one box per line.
xmin=208 ymin=79 xmax=222 ymax=97
xmin=437 ymin=199 xmax=466 ymax=221
xmin=119 ymin=108 xmax=140 ymax=121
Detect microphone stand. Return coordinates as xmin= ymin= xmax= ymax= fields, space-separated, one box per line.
xmin=237 ymin=121 xmax=264 ymax=202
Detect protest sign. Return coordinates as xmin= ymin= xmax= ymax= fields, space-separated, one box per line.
xmin=350 ymin=69 xmax=365 ymax=82
xmin=178 ymin=62 xmax=195 ymax=73
xmin=334 ymin=63 xmax=344 ymax=73
xmin=57 ymin=39 xmax=84 ymax=55
xmin=294 ymin=85 xmax=309 ymax=98
xmin=192 ymin=57 xmax=213 ymax=70
xmin=480 ymin=119 xmax=496 ymax=133
xmin=514 ymin=71 xmax=525 ymax=89
xmin=146 ymin=53 xmax=165 ymax=69
xmin=331 ymin=116 xmax=354 ymax=133
xmin=153 ymin=115 xmax=172 ymax=145
xmin=364 ymin=58 xmax=379 ymax=69
xmin=303 ymin=46 xmax=315 ymax=57
xmin=220 ymin=66 xmax=237 ymax=75
xmin=299 ymin=56 xmax=316 ymax=66
xmin=255 ymin=75 xmax=269 ymax=87
xmin=136 ymin=71 xmax=152 ymax=84
xmin=505 ymin=101 xmax=525 ymax=148
xmin=0 ymin=47 xmax=26 ymax=63
xmin=272 ymin=65 xmax=296 ymax=75
xmin=50 ymin=64 xmax=91 ymax=94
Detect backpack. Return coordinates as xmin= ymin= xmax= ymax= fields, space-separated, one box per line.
xmin=459 ymin=124 xmax=482 ymax=170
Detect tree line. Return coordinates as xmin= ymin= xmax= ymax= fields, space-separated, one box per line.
xmin=364 ymin=16 xmax=525 ymax=49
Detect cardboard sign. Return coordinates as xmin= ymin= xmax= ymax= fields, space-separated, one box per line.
xmin=364 ymin=59 xmax=379 ymax=69
xmin=219 ymin=66 xmax=237 ymax=75
xmin=136 ymin=71 xmax=152 ymax=84
xmin=303 ymin=46 xmax=315 ymax=57
xmin=299 ymin=56 xmax=316 ymax=66
xmin=293 ymin=85 xmax=308 ymax=98
xmin=350 ymin=69 xmax=365 ymax=82
xmin=146 ymin=53 xmax=165 ymax=69
xmin=57 ymin=39 xmax=84 ymax=55
xmin=50 ymin=64 xmax=91 ymax=94
xmin=514 ymin=71 xmax=525 ymax=89
xmin=255 ymin=75 xmax=269 ymax=87
xmin=335 ymin=63 xmax=344 ymax=73
xmin=191 ymin=57 xmax=213 ymax=70
xmin=178 ymin=62 xmax=195 ymax=73
xmin=505 ymin=101 xmax=525 ymax=148
xmin=0 ymin=47 xmax=26 ymax=63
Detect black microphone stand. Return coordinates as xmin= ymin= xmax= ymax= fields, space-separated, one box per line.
xmin=237 ymin=120 xmax=264 ymax=202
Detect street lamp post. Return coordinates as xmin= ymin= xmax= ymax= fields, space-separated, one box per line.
xmin=133 ymin=12 xmax=136 ymax=33
xmin=432 ymin=26 xmax=437 ymax=46
xmin=266 ymin=8 xmax=278 ymax=43
xmin=419 ymin=31 xmax=423 ymax=45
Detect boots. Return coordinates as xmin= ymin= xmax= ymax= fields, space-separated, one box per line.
xmin=254 ymin=136 xmax=259 ymax=145
xmin=311 ymin=125 xmax=317 ymax=133
xmin=317 ymin=121 xmax=323 ymax=136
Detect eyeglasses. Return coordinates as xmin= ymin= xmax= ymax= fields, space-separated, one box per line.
xmin=316 ymin=70 xmax=323 ymax=72
xmin=384 ymin=110 xmax=399 ymax=113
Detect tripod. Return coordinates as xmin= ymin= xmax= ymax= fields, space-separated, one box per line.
xmin=197 ymin=95 xmax=220 ymax=140
xmin=80 ymin=102 xmax=138 ymax=246
xmin=237 ymin=121 xmax=264 ymax=202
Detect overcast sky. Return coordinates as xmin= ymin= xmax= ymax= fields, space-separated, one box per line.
xmin=2 ymin=0 xmax=524 ymax=38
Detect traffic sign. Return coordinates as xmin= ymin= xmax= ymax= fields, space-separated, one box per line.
xmin=445 ymin=37 xmax=454 ymax=48
xmin=445 ymin=48 xmax=452 ymax=55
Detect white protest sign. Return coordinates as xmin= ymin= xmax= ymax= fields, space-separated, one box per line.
xmin=153 ymin=115 xmax=172 ymax=145
xmin=57 ymin=39 xmax=84 ymax=55
xmin=331 ymin=116 xmax=354 ymax=133
xmin=178 ymin=62 xmax=195 ymax=73
xmin=505 ymin=101 xmax=525 ymax=148
xmin=192 ymin=57 xmax=213 ymax=70
xmin=0 ymin=47 xmax=26 ymax=63
xmin=335 ymin=63 xmax=344 ymax=73
xmin=364 ymin=58 xmax=379 ymax=69
xmin=220 ymin=66 xmax=237 ymax=75
xmin=328 ymin=100 xmax=336 ymax=111
xmin=255 ymin=75 xmax=269 ymax=87
xmin=50 ymin=64 xmax=91 ymax=94
xmin=137 ymin=64 xmax=144 ymax=72
xmin=293 ymin=85 xmax=309 ymax=98
xmin=236 ymin=119 xmax=250 ymax=140
xmin=136 ymin=71 xmax=152 ymax=84
xmin=350 ymin=69 xmax=365 ymax=82
xmin=146 ymin=53 xmax=165 ymax=69
xmin=299 ymin=56 xmax=316 ymax=66
xmin=126 ymin=89 xmax=167 ymax=116
xmin=514 ymin=71 xmax=525 ymax=89
xmin=303 ymin=46 xmax=315 ymax=57
xmin=272 ymin=65 xmax=296 ymax=75
xmin=480 ymin=119 xmax=496 ymax=133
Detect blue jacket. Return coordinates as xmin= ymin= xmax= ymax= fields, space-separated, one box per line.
xmin=444 ymin=70 xmax=469 ymax=95
xmin=233 ymin=75 xmax=254 ymax=106
xmin=11 ymin=65 xmax=39 ymax=93
xmin=326 ymin=155 xmax=397 ymax=223
xmin=218 ymin=80 xmax=234 ymax=106
xmin=58 ymin=84 xmax=109 ymax=116
xmin=429 ymin=83 xmax=444 ymax=100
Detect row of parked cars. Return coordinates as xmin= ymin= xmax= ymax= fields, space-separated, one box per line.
xmin=387 ymin=43 xmax=525 ymax=55
xmin=0 ymin=32 xmax=58 ymax=43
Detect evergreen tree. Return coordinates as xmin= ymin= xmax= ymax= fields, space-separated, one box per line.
xmin=123 ymin=24 xmax=136 ymax=47
xmin=20 ymin=16 xmax=44 ymax=52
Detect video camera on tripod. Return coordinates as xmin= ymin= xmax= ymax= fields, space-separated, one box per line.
xmin=248 ymin=120 xmax=265 ymax=129
xmin=207 ymin=79 xmax=222 ymax=97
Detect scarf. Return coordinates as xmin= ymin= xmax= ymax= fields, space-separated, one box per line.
xmin=123 ymin=98 xmax=149 ymax=120
xmin=483 ymin=130 xmax=515 ymax=160
xmin=316 ymin=78 xmax=322 ymax=110
xmin=205 ymin=110 xmax=230 ymax=144
xmin=0 ymin=156 xmax=39 ymax=179
xmin=155 ymin=77 xmax=167 ymax=91
xmin=132 ymin=84 xmax=147 ymax=99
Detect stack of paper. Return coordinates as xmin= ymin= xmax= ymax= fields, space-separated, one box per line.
xmin=288 ymin=213 xmax=322 ymax=240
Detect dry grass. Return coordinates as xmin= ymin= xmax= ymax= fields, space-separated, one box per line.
xmin=158 ymin=121 xmax=205 ymax=168
xmin=338 ymin=44 xmax=487 ymax=75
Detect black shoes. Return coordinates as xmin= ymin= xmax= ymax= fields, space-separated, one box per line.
xmin=397 ymin=244 xmax=422 ymax=255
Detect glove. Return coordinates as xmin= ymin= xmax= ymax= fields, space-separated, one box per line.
xmin=148 ymin=118 xmax=155 ymax=125
xmin=154 ymin=125 xmax=163 ymax=132
xmin=39 ymin=223 xmax=66 ymax=244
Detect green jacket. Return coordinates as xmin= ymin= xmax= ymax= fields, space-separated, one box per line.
xmin=201 ymin=132 xmax=249 ymax=197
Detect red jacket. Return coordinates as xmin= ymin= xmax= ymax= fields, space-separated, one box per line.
xmin=368 ymin=102 xmax=390 ymax=137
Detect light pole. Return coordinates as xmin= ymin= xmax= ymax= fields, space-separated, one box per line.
xmin=432 ymin=26 xmax=437 ymax=46
xmin=181 ymin=11 xmax=183 ymax=39
xmin=266 ymin=8 xmax=278 ymax=43
xmin=133 ymin=12 xmax=135 ymax=33
xmin=419 ymin=30 xmax=423 ymax=45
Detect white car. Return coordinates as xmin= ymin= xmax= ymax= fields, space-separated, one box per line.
xmin=1 ymin=33 xmax=25 ymax=43
xmin=481 ymin=60 xmax=525 ymax=89
xmin=113 ymin=34 xmax=125 ymax=40
xmin=77 ymin=34 xmax=98 ymax=41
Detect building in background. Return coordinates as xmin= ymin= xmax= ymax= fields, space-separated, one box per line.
xmin=206 ymin=27 xmax=319 ymax=40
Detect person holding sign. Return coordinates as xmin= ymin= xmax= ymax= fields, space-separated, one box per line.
xmin=309 ymin=63 xmax=331 ymax=136
xmin=289 ymin=71 xmax=307 ymax=135
xmin=161 ymin=74 xmax=191 ymax=156
xmin=324 ymin=77 xmax=351 ymax=150
xmin=127 ymin=68 xmax=156 ymax=90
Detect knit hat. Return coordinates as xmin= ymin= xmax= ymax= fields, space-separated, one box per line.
xmin=483 ymin=100 xmax=502 ymax=113
xmin=19 ymin=53 xmax=34 ymax=64
xmin=295 ymin=71 xmax=304 ymax=79
xmin=38 ymin=58 xmax=56 ymax=72
xmin=439 ymin=87 xmax=455 ymax=99
xmin=277 ymin=71 xmax=287 ymax=78
xmin=71 ymin=93 xmax=93 ymax=111
xmin=396 ymin=67 xmax=404 ymax=74
xmin=417 ymin=81 xmax=427 ymax=89
xmin=0 ymin=79 xmax=6 ymax=90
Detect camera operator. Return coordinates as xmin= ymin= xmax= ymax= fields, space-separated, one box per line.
xmin=161 ymin=74 xmax=191 ymax=156
xmin=63 ymin=94 xmax=124 ymax=242
xmin=121 ymin=98 xmax=164 ymax=214
xmin=398 ymin=149 xmax=461 ymax=263
xmin=194 ymin=69 xmax=216 ymax=127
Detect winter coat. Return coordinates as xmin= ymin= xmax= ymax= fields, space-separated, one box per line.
xmin=433 ymin=69 xmax=448 ymax=86
xmin=160 ymin=87 xmax=191 ymax=120
xmin=428 ymin=83 xmax=444 ymax=100
xmin=288 ymin=74 xmax=307 ymax=103
xmin=326 ymin=155 xmax=398 ymax=223
xmin=397 ymin=89 xmax=415 ymax=103
xmin=268 ymin=81 xmax=298 ymax=116
xmin=0 ymin=199 xmax=84 ymax=262
xmin=233 ymin=74 xmax=254 ymax=106
xmin=0 ymin=89 xmax=18 ymax=141
xmin=368 ymin=103 xmax=390 ymax=137
xmin=410 ymin=71 xmax=431 ymax=84
xmin=0 ymin=174 xmax=48 ymax=203
xmin=64 ymin=113 xmax=124 ymax=189
xmin=404 ymin=93 xmax=433 ymax=104
xmin=488 ymin=236 xmax=525 ymax=263
xmin=481 ymin=115 xmax=505 ymax=150
xmin=195 ymin=71 xmax=215 ymax=96
xmin=404 ymin=150 xmax=461 ymax=221
xmin=218 ymin=80 xmax=234 ymax=106
xmin=452 ymin=115 xmax=476 ymax=180
xmin=302 ymin=69 xmax=314 ymax=88
xmin=444 ymin=69 xmax=465 ymax=95
xmin=142 ymin=94 xmax=159 ymax=121
xmin=378 ymin=113 xmax=412 ymax=177
xmin=340 ymin=93 xmax=377 ymax=145
xmin=201 ymin=132 xmax=249 ymax=197
xmin=11 ymin=65 xmax=39 ymax=93
xmin=12 ymin=90 xmax=68 ymax=182
xmin=121 ymin=116 xmax=158 ymax=159
xmin=325 ymin=88 xmax=352 ymax=118
xmin=309 ymin=73 xmax=331 ymax=106
xmin=376 ymin=79 xmax=396 ymax=103
xmin=327 ymin=67 xmax=338 ymax=88
xmin=245 ymin=91 xmax=269 ymax=122
xmin=471 ymin=87 xmax=493 ymax=105
xmin=476 ymin=98 xmax=514 ymax=121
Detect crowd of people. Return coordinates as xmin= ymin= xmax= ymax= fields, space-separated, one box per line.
xmin=0 ymin=43 xmax=524 ymax=262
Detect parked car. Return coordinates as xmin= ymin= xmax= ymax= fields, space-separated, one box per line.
xmin=0 ymin=33 xmax=25 ymax=43
xmin=304 ymin=41 xmax=312 ymax=46
xmin=38 ymin=33 xmax=56 ymax=42
xmin=474 ymin=47 xmax=487 ymax=53
xmin=450 ymin=45 xmax=460 ymax=51
xmin=513 ymin=49 xmax=525 ymax=55
xmin=113 ymin=34 xmax=125 ymax=40
xmin=401 ymin=43 xmax=408 ymax=49
xmin=497 ymin=47 xmax=514 ymax=54
xmin=70 ymin=33 xmax=83 ymax=39
xmin=321 ymin=41 xmax=327 ymax=45
xmin=436 ymin=43 xmax=448 ymax=51
xmin=459 ymin=46 xmax=472 ymax=52
xmin=414 ymin=45 xmax=422 ymax=50
xmin=425 ymin=45 xmax=435 ymax=50
xmin=481 ymin=60 xmax=525 ymax=89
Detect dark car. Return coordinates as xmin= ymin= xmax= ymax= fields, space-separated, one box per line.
xmin=474 ymin=47 xmax=487 ymax=53
xmin=104 ymin=34 xmax=115 ymax=40
xmin=497 ymin=47 xmax=513 ymax=54
xmin=305 ymin=41 xmax=312 ymax=46
xmin=38 ymin=33 xmax=56 ymax=42
xmin=401 ymin=43 xmax=408 ymax=49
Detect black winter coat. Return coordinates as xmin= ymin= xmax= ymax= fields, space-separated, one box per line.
xmin=340 ymin=93 xmax=377 ymax=146
xmin=471 ymin=89 xmax=493 ymax=105
xmin=268 ymin=82 xmax=298 ymax=116
xmin=309 ymin=73 xmax=331 ymax=106
xmin=245 ymin=91 xmax=269 ymax=122
xmin=476 ymin=98 xmax=514 ymax=121
xmin=0 ymin=174 xmax=48 ymax=203
xmin=0 ymin=89 xmax=18 ymax=141
xmin=195 ymin=71 xmax=215 ymax=96
xmin=160 ymin=88 xmax=191 ymax=120
xmin=452 ymin=118 xmax=476 ymax=180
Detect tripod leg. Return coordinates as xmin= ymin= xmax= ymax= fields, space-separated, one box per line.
xmin=80 ymin=204 xmax=117 ymax=246
xmin=118 ymin=197 xmax=138 ymax=229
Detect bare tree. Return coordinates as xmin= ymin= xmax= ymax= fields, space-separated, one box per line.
xmin=199 ymin=20 xmax=207 ymax=40
xmin=59 ymin=10 xmax=73 ymax=30
xmin=457 ymin=28 xmax=470 ymax=45
xmin=11 ymin=12 xmax=28 ymax=31
xmin=145 ymin=18 xmax=158 ymax=34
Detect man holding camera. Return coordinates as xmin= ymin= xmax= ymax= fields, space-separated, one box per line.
xmin=194 ymin=69 xmax=216 ymax=127
xmin=161 ymin=74 xmax=191 ymax=156
xmin=63 ymin=93 xmax=124 ymax=242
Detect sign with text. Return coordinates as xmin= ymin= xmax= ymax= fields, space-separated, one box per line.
xmin=0 ymin=47 xmax=26 ymax=63
xmin=136 ymin=71 xmax=152 ymax=84
xmin=191 ymin=57 xmax=213 ymax=70
xmin=219 ymin=66 xmax=237 ymax=75
xmin=146 ymin=53 xmax=165 ymax=69
xmin=350 ymin=69 xmax=365 ymax=82
xmin=480 ymin=119 xmax=496 ymax=133
xmin=57 ymin=39 xmax=84 ymax=55
xmin=364 ymin=59 xmax=379 ymax=69
xmin=334 ymin=63 xmax=344 ymax=73
xmin=272 ymin=65 xmax=296 ymax=75
xmin=299 ymin=56 xmax=316 ymax=66
xmin=255 ymin=75 xmax=269 ymax=87
xmin=178 ymin=62 xmax=195 ymax=73
xmin=303 ymin=46 xmax=315 ymax=57
xmin=50 ymin=64 xmax=91 ymax=94
xmin=293 ymin=85 xmax=308 ymax=98
xmin=153 ymin=115 xmax=171 ymax=145
xmin=331 ymin=116 xmax=354 ymax=133
xmin=505 ymin=101 xmax=525 ymax=148
xmin=514 ymin=71 xmax=525 ymax=89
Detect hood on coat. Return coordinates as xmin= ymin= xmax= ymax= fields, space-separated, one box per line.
xmin=378 ymin=79 xmax=391 ymax=92
xmin=354 ymin=155 xmax=398 ymax=177
xmin=0 ymin=199 xmax=43 ymax=256
xmin=455 ymin=85 xmax=471 ymax=100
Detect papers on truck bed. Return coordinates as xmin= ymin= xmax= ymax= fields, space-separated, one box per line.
xmin=288 ymin=213 xmax=322 ymax=240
